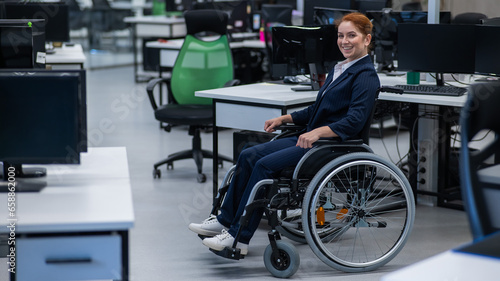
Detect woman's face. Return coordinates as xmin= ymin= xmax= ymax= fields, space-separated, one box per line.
xmin=337 ymin=21 xmax=371 ymax=62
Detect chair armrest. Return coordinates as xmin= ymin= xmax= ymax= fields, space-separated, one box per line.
xmin=146 ymin=77 xmax=171 ymax=110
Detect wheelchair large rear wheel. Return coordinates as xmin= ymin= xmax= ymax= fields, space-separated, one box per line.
xmin=302 ymin=152 xmax=415 ymax=272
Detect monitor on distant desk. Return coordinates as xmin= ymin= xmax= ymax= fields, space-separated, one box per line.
xmin=475 ymin=25 xmax=500 ymax=77
xmin=271 ymin=25 xmax=344 ymax=90
xmin=397 ymin=23 xmax=476 ymax=85
xmin=366 ymin=11 xmax=452 ymax=72
xmin=0 ymin=69 xmax=87 ymax=191
xmin=0 ymin=19 xmax=46 ymax=69
xmin=313 ymin=7 xmax=358 ymax=25
xmin=303 ymin=0 xmax=354 ymax=25
xmin=1 ymin=1 xmax=70 ymax=43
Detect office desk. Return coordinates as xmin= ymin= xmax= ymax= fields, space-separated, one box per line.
xmin=45 ymin=43 xmax=86 ymax=70
xmin=196 ymin=76 xmax=468 ymax=202
xmin=0 ymin=147 xmax=134 ymax=281
xmin=381 ymin=232 xmax=500 ymax=281
xmin=196 ymin=82 xmax=317 ymax=197
xmin=124 ymin=15 xmax=187 ymax=82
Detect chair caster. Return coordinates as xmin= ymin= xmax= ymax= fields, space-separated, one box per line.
xmin=167 ymin=162 xmax=173 ymax=170
xmin=197 ymin=173 xmax=207 ymax=183
xmin=263 ymin=240 xmax=300 ymax=278
xmin=153 ymin=169 xmax=161 ymax=179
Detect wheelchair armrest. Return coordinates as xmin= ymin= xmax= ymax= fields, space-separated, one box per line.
xmin=315 ymin=138 xmax=364 ymax=146
xmin=146 ymin=77 xmax=171 ymax=110
xmin=272 ymin=124 xmax=306 ymax=140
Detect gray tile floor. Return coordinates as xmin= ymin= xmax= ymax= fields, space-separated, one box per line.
xmin=83 ymin=66 xmax=473 ymax=280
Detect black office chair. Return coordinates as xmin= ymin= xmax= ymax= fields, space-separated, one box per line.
xmin=147 ymin=9 xmax=238 ymax=183
xmin=452 ymin=12 xmax=487 ymax=24
xmin=459 ymin=82 xmax=500 ymax=241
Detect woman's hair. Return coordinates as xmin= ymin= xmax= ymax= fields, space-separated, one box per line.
xmin=336 ymin=12 xmax=373 ymax=37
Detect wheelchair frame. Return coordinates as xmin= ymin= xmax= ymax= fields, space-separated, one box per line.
xmin=203 ymin=87 xmax=415 ymax=278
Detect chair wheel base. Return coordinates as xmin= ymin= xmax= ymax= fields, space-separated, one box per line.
xmin=153 ymin=169 xmax=161 ymax=179
xmin=197 ymin=173 xmax=207 ymax=183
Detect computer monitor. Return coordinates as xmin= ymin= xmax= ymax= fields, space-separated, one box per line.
xmin=366 ymin=10 xmax=452 ymax=72
xmin=475 ymin=25 xmax=500 ymax=77
xmin=313 ymin=7 xmax=358 ymax=25
xmin=1 ymin=1 xmax=70 ymax=43
xmin=193 ymin=0 xmax=250 ymax=32
xmin=303 ymin=0 xmax=354 ymax=25
xmin=0 ymin=19 xmax=45 ymax=69
xmin=0 ymin=69 xmax=87 ymax=191
xmin=397 ymin=23 xmax=476 ymax=84
xmin=271 ymin=25 xmax=344 ymax=90
xmin=355 ymin=0 xmax=387 ymax=14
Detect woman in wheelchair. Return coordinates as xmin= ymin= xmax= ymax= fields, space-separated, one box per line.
xmin=189 ymin=13 xmax=414 ymax=277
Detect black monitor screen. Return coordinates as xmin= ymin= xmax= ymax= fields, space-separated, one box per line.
xmin=304 ymin=0 xmax=353 ymax=25
xmin=2 ymin=2 xmax=70 ymax=42
xmin=0 ymin=70 xmax=87 ymax=164
xmin=397 ymin=23 xmax=476 ymax=74
xmin=271 ymin=25 xmax=343 ymax=78
xmin=0 ymin=25 xmax=33 ymax=68
xmin=355 ymin=0 xmax=387 ymax=14
xmin=475 ymin=25 xmax=500 ymax=76
xmin=313 ymin=7 xmax=357 ymax=25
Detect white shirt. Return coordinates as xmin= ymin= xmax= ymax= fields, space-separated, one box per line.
xmin=331 ymin=54 xmax=369 ymax=83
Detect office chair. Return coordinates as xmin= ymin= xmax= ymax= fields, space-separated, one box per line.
xmin=147 ymin=9 xmax=238 ymax=183
xmin=260 ymin=4 xmax=292 ymax=76
xmin=459 ymin=82 xmax=500 ymax=240
xmin=452 ymin=12 xmax=487 ymax=24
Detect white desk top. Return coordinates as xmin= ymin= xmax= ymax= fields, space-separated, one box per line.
xmin=45 ymin=44 xmax=86 ymax=64
xmin=381 ymin=250 xmax=500 ymax=281
xmin=196 ymin=76 xmax=469 ymax=108
xmin=124 ymin=15 xmax=185 ymax=24
xmin=196 ymin=82 xmax=317 ymax=107
xmin=0 ymin=147 xmax=134 ymax=234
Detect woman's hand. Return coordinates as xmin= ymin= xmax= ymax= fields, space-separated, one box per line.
xmin=296 ymin=130 xmax=321 ymax=148
xmin=296 ymin=126 xmax=338 ymax=149
xmin=264 ymin=115 xmax=292 ymax=133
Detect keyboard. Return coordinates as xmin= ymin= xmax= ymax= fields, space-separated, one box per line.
xmin=394 ymin=84 xmax=467 ymax=96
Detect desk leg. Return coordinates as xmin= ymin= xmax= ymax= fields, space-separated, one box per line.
xmin=132 ymin=24 xmax=139 ymax=83
xmin=212 ymin=101 xmax=219 ymax=203
xmin=120 ymin=230 xmax=130 ymax=281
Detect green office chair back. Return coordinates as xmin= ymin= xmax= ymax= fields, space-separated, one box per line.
xmin=170 ymin=9 xmax=234 ymax=105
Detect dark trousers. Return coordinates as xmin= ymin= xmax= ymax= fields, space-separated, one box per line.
xmin=217 ymin=136 xmax=309 ymax=244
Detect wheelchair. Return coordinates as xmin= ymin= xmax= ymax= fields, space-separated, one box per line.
xmin=203 ymin=87 xmax=415 ymax=278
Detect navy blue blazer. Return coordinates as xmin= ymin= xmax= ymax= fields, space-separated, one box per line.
xmin=290 ymin=55 xmax=380 ymax=141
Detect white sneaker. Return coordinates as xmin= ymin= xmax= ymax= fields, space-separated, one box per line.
xmin=188 ymin=215 xmax=226 ymax=236
xmin=202 ymin=229 xmax=248 ymax=255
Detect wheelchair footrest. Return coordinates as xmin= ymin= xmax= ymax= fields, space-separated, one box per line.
xmin=197 ymin=234 xmax=211 ymax=240
xmin=209 ymin=246 xmax=245 ymax=260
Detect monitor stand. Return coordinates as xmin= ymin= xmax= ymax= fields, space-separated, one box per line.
xmin=0 ymin=163 xmax=47 ymax=192
xmin=291 ymin=63 xmax=326 ymax=92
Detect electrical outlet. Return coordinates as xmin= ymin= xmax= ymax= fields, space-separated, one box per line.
xmin=417 ymin=140 xmax=434 ymax=194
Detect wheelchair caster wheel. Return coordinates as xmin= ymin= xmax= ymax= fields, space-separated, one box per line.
xmin=153 ymin=169 xmax=161 ymax=179
xmin=263 ymin=241 xmax=300 ymax=278
xmin=197 ymin=173 xmax=207 ymax=183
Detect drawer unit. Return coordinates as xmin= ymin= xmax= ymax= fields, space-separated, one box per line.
xmin=17 ymin=235 xmax=121 ymax=281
